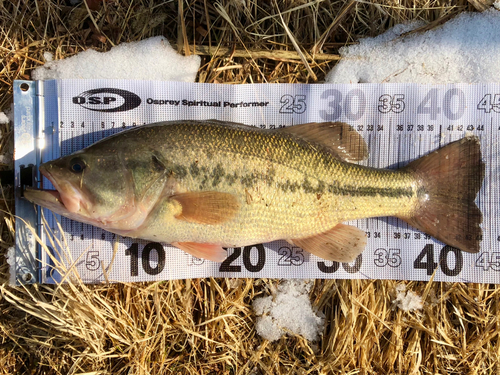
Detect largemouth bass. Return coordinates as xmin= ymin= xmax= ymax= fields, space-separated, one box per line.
xmin=24 ymin=120 xmax=485 ymax=262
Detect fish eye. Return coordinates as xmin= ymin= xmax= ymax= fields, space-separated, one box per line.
xmin=69 ymin=157 xmax=86 ymax=173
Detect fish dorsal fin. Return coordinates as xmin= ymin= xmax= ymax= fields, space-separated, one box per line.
xmin=172 ymin=191 xmax=240 ymax=225
xmin=289 ymin=223 xmax=367 ymax=262
xmin=172 ymin=242 xmax=227 ymax=262
xmin=279 ymin=122 xmax=368 ymax=162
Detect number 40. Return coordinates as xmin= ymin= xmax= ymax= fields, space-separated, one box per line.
xmin=413 ymin=244 xmax=463 ymax=276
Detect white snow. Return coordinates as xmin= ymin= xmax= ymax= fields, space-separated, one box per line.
xmin=0 ymin=112 xmax=8 ymax=124
xmin=326 ymin=9 xmax=500 ymax=84
xmin=0 ymin=111 xmax=12 ymax=166
xmin=6 ymin=246 xmax=15 ymax=285
xmin=393 ymin=284 xmax=423 ymax=312
xmin=32 ymin=36 xmax=200 ymax=82
xmin=43 ymin=51 xmax=54 ymax=62
xmin=253 ymin=280 xmax=324 ymax=342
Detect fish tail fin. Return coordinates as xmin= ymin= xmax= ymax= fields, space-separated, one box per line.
xmin=401 ymin=136 xmax=485 ymax=253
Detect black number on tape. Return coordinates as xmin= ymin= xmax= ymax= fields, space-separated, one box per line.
xmin=125 ymin=243 xmax=139 ymax=276
xmin=219 ymin=247 xmax=242 ymax=272
xmin=317 ymin=254 xmax=362 ymax=274
xmin=439 ymin=246 xmax=463 ymax=277
xmin=413 ymin=244 xmax=463 ymax=276
xmin=243 ymin=244 xmax=266 ymax=272
xmin=413 ymin=244 xmax=437 ymax=275
xmin=125 ymin=242 xmax=166 ymax=276
xmin=219 ymin=244 xmax=266 ymax=273
xmin=343 ymin=255 xmax=363 ymax=274
xmin=142 ymin=243 xmax=166 ymax=275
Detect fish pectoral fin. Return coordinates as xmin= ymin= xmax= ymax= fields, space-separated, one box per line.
xmin=172 ymin=242 xmax=227 ymax=262
xmin=279 ymin=122 xmax=368 ymax=162
xmin=289 ymin=224 xmax=367 ymax=262
xmin=172 ymin=191 xmax=240 ymax=225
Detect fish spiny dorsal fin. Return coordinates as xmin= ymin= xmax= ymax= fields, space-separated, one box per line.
xmin=288 ymin=223 xmax=367 ymax=262
xmin=172 ymin=191 xmax=240 ymax=225
xmin=278 ymin=122 xmax=368 ymax=162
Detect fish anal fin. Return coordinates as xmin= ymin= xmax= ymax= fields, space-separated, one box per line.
xmin=173 ymin=242 xmax=227 ymax=262
xmin=290 ymin=223 xmax=367 ymax=262
xmin=279 ymin=122 xmax=368 ymax=162
xmin=172 ymin=191 xmax=240 ymax=225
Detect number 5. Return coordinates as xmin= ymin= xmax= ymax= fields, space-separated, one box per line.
xmin=86 ymin=251 xmax=100 ymax=271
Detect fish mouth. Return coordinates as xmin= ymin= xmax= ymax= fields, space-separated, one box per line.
xmin=23 ymin=187 xmax=68 ymax=213
xmin=43 ymin=166 xmax=84 ymax=213
xmin=23 ymin=170 xmax=102 ymax=227
xmin=23 ymin=166 xmax=139 ymax=234
xmin=23 ymin=166 xmax=84 ymax=216
xmin=24 ymin=185 xmax=103 ymax=229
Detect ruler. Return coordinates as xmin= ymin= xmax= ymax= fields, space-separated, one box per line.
xmin=12 ymin=80 xmax=500 ymax=284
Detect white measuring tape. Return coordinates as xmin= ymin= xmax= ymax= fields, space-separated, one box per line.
xmin=13 ymin=80 xmax=500 ymax=284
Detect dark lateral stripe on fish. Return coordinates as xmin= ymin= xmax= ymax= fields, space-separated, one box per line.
xmin=277 ymin=177 xmax=413 ymax=198
xmin=185 ymin=161 xmax=415 ymax=199
xmin=336 ymin=185 xmax=414 ymax=198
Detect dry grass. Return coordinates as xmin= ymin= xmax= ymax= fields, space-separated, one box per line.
xmin=1 ymin=0 xmax=499 ymax=374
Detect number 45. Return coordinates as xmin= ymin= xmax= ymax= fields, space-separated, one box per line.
xmin=477 ymin=94 xmax=500 ymax=113
xmin=475 ymin=252 xmax=500 ymax=271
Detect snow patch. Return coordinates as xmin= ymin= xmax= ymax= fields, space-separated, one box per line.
xmin=32 ymin=36 xmax=200 ymax=82
xmin=0 ymin=112 xmax=9 ymax=124
xmin=326 ymin=10 xmax=500 ymax=84
xmin=6 ymin=246 xmax=15 ymax=285
xmin=43 ymin=51 xmax=54 ymax=62
xmin=253 ymin=280 xmax=324 ymax=342
xmin=394 ymin=284 xmax=423 ymax=312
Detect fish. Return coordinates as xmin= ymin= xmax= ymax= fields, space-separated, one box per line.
xmin=24 ymin=120 xmax=485 ymax=263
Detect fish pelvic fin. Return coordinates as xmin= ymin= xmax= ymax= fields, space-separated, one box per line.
xmin=401 ymin=136 xmax=485 ymax=253
xmin=289 ymin=223 xmax=367 ymax=262
xmin=172 ymin=242 xmax=227 ymax=262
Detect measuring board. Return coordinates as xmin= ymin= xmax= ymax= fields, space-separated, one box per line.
xmin=12 ymin=80 xmax=500 ymax=284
